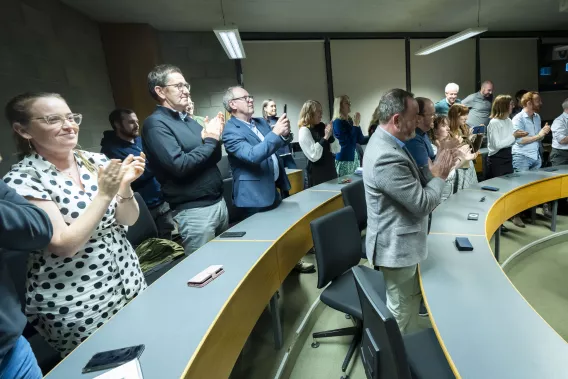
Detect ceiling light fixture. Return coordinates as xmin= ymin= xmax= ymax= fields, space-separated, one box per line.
xmin=415 ymin=0 xmax=487 ymax=56
xmin=415 ymin=27 xmax=488 ymax=55
xmin=214 ymin=0 xmax=245 ymax=59
xmin=214 ymin=29 xmax=246 ymax=59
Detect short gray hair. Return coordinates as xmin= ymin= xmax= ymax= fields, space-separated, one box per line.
xmin=147 ymin=64 xmax=182 ymax=101
xmin=223 ymin=86 xmax=242 ymax=112
xmin=562 ymin=98 xmax=568 ymax=110
xmin=376 ymin=88 xmax=415 ymax=125
xmin=445 ymin=83 xmax=459 ymax=93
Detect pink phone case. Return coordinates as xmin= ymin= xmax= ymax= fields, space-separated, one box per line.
xmin=187 ymin=265 xmax=224 ymax=287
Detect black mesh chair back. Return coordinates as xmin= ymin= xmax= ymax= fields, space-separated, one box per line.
xmin=353 ymin=266 xmax=413 ymax=379
xmin=126 ymin=193 xmax=158 ymax=248
xmin=310 ymin=206 xmax=362 ymax=289
xmin=341 ymin=180 xmax=367 ymax=231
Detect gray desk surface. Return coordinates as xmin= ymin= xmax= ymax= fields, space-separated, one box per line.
xmin=422 ymin=167 xmax=568 ymax=378
xmin=45 ymin=179 xmax=352 ymax=379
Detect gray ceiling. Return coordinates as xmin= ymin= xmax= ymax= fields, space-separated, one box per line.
xmin=61 ymin=0 xmax=568 ymax=33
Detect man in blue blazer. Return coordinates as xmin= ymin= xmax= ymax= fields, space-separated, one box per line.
xmin=222 ymin=86 xmax=314 ymax=273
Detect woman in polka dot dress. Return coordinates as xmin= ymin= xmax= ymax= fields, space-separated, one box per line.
xmin=3 ymin=92 xmax=147 ymax=356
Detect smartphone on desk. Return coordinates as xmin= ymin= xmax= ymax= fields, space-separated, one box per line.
xmin=82 ymin=344 xmax=145 ymax=374
xmin=220 ymin=231 xmax=246 ymax=238
xmin=187 ymin=265 xmax=224 ymax=288
xmin=481 ymin=186 xmax=499 ymax=192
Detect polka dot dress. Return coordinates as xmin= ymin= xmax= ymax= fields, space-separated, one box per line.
xmin=3 ymin=151 xmax=147 ymax=356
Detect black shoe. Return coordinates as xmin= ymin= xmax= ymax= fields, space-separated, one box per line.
xmin=294 ymin=260 xmax=316 ymax=274
xmin=543 ymin=203 xmax=553 ymax=219
xmin=419 ymin=300 xmax=428 ymax=317
xmin=500 ymin=225 xmax=509 ymax=233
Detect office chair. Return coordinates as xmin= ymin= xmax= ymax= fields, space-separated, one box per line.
xmin=126 ymin=193 xmax=158 ymax=248
xmin=341 ymin=180 xmax=367 ymax=258
xmin=352 ymin=266 xmax=454 ymax=379
xmin=310 ymin=207 xmax=386 ymax=379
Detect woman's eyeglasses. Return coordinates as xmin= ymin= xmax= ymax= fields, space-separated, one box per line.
xmin=31 ymin=113 xmax=83 ymax=127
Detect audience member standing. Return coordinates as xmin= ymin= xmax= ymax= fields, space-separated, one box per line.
xmin=262 ymin=99 xmax=297 ymax=169
xmin=142 ymin=64 xmax=228 ymax=254
xmin=428 ymin=116 xmax=457 ymax=201
xmin=101 ymin=108 xmax=175 ymax=239
xmin=222 ymin=87 xmax=314 ymax=273
xmin=332 ymin=95 xmax=367 ymax=176
xmin=462 ymin=80 xmax=494 ymax=130
xmin=406 ymin=97 xmax=436 ymax=177
xmin=434 ymin=83 xmax=461 ymax=115
xmin=486 ymin=95 xmax=528 ymax=179
xmin=448 ymin=104 xmax=479 ymax=190
xmin=298 ymin=100 xmax=340 ymax=187
xmin=1 ymin=167 xmax=52 ymax=378
xmin=363 ymin=89 xmax=457 ymax=334
xmin=549 ymin=98 xmax=568 ymax=166
xmin=4 ymin=92 xmax=147 ymax=355
xmin=187 ymin=99 xmax=206 ymax=127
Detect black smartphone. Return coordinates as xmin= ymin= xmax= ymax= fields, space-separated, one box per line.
xmin=455 ymin=237 xmax=474 ymax=251
xmin=283 ymin=104 xmax=287 ymax=114
xmin=82 ymin=344 xmax=145 ymax=374
xmin=220 ymin=231 xmax=246 ymax=238
xmin=481 ymin=186 xmax=499 ymax=192
xmin=544 ymin=167 xmax=558 ymax=172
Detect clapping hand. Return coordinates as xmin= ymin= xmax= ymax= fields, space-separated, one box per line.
xmin=540 ymin=123 xmax=551 ymax=137
xmin=120 ymin=153 xmax=146 ymax=185
xmin=202 ymin=112 xmax=225 ymax=141
xmin=324 ymin=122 xmax=333 ymax=139
xmin=98 ymin=159 xmax=125 ymax=200
xmin=353 ymin=112 xmax=361 ymax=126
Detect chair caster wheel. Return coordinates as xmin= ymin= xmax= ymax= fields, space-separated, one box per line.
xmin=345 ymin=314 xmax=351 ymax=319
xmin=311 ymin=341 xmax=320 ymax=348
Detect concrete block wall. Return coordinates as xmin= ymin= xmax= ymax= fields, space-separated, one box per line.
xmin=0 ymin=0 xmax=115 ymax=175
xmin=157 ymin=32 xmax=237 ymax=119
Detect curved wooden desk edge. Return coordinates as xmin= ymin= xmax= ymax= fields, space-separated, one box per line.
xmin=418 ymin=173 xmax=568 ymax=379
xmin=181 ymin=193 xmax=344 ymax=379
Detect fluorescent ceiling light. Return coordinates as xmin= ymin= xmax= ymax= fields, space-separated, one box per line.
xmin=415 ymin=27 xmax=488 ymax=56
xmin=554 ymin=45 xmax=568 ymax=52
xmin=214 ymin=28 xmax=246 ymax=59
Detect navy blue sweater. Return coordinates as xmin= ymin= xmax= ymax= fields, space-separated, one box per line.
xmin=142 ymin=106 xmax=223 ymax=210
xmin=333 ymin=118 xmax=368 ymax=161
xmin=100 ymin=132 xmax=164 ymax=209
xmin=0 ymin=181 xmax=52 ymax=367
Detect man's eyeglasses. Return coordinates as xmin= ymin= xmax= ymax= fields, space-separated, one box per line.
xmin=232 ymin=95 xmax=254 ymax=102
xmin=164 ymin=82 xmax=190 ymax=92
xmin=31 ymin=113 xmax=83 ymax=127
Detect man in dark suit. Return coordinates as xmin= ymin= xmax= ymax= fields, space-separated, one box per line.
xmin=222 ymin=86 xmax=314 ymax=273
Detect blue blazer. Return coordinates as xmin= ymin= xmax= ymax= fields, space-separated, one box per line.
xmin=223 ymin=117 xmax=291 ymax=208
xmin=333 ymin=118 xmax=367 ymax=161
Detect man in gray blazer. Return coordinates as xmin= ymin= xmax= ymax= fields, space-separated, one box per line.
xmin=363 ymin=89 xmax=457 ymax=334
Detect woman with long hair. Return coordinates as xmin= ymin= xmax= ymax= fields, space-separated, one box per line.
xmin=332 ymin=95 xmax=367 ymax=176
xmin=262 ymin=99 xmax=296 ymax=169
xmin=298 ymin=100 xmax=340 ymax=187
xmin=3 ymin=92 xmax=146 ymax=355
xmin=447 ymin=104 xmax=479 ymax=190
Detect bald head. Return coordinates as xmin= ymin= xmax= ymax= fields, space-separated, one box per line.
xmin=481 ymin=81 xmax=494 ymax=98
xmin=416 ymin=97 xmax=435 ymax=132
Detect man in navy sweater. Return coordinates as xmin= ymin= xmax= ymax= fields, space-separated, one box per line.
xmin=101 ymin=108 xmax=175 ymax=240
xmin=1 ymin=169 xmax=53 ymax=377
xmin=142 ymin=64 xmax=228 ymax=254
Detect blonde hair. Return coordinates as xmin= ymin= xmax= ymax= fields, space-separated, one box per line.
xmin=261 ymin=99 xmax=274 ymax=119
xmin=521 ymin=91 xmax=539 ymax=108
xmin=332 ymin=95 xmax=350 ymax=121
xmin=448 ymin=104 xmax=470 ymax=137
xmin=298 ymin=100 xmax=322 ymax=127
xmin=490 ymin=95 xmax=513 ymax=120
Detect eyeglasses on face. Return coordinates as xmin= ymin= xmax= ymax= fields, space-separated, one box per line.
xmin=31 ymin=113 xmax=83 ymax=127
xmin=232 ymin=95 xmax=254 ymax=102
xmin=164 ymin=82 xmax=190 ymax=92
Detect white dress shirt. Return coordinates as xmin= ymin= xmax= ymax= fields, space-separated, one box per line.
xmin=551 ymin=112 xmax=568 ymax=150
xmin=487 ymin=118 xmax=516 ymax=156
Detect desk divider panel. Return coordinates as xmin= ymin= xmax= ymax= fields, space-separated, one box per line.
xmin=504 ymin=178 xmax=562 ymax=217
xmin=485 ymin=197 xmax=505 ymax=238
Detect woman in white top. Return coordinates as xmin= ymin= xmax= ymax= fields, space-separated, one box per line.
xmin=298 ymin=100 xmax=340 ymax=187
xmin=487 ymin=95 xmax=529 ymax=228
xmin=486 ymin=95 xmax=529 ymax=178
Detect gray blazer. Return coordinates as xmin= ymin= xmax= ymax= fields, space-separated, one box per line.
xmin=363 ymin=127 xmax=445 ymax=268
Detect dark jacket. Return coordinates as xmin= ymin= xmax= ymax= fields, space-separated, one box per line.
xmin=142 ymin=106 xmax=223 ymax=210
xmin=0 ymin=181 xmax=52 ymax=366
xmin=223 ymin=116 xmax=291 ymax=208
xmin=333 ymin=118 xmax=368 ymax=161
xmin=100 ymin=132 xmax=164 ymax=209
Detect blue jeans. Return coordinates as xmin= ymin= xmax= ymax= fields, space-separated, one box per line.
xmin=0 ymin=336 xmax=42 ymax=379
xmin=512 ymin=154 xmax=541 ymax=172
